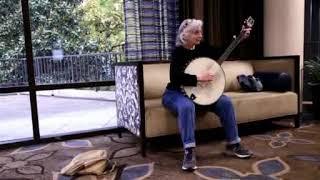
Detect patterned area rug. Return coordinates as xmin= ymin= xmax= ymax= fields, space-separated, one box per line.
xmin=0 ymin=120 xmax=320 ymax=180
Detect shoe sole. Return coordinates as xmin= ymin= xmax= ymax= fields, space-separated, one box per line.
xmin=235 ymin=154 xmax=252 ymax=159
xmin=224 ymin=151 xmax=252 ymax=159
xmin=182 ymin=166 xmax=198 ymax=171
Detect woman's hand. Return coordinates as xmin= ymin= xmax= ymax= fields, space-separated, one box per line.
xmin=241 ymin=24 xmax=252 ymax=40
xmin=197 ymin=71 xmax=214 ymax=82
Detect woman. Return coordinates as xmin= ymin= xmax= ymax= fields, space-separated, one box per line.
xmin=162 ymin=19 xmax=252 ymax=171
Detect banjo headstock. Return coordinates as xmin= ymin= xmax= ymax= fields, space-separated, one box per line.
xmin=244 ymin=16 xmax=255 ymax=28
xmin=239 ymin=16 xmax=255 ymax=38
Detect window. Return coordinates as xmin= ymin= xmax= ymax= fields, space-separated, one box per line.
xmin=0 ymin=0 xmax=124 ymax=145
xmin=304 ymin=0 xmax=320 ymax=101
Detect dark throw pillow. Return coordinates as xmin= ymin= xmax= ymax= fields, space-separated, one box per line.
xmin=237 ymin=74 xmax=263 ymax=92
xmin=253 ymin=72 xmax=291 ymax=92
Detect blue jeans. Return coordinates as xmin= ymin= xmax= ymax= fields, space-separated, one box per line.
xmin=162 ymin=89 xmax=241 ymax=149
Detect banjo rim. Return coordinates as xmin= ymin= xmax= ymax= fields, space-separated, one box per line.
xmin=183 ymin=57 xmax=226 ymax=105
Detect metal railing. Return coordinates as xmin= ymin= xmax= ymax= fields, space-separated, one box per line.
xmin=0 ymin=52 xmax=123 ymax=87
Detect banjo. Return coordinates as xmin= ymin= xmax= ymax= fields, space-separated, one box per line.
xmin=183 ymin=16 xmax=255 ymax=105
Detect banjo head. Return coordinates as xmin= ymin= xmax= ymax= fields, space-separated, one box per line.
xmin=184 ymin=57 xmax=226 ymax=105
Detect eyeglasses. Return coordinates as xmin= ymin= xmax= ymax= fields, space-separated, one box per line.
xmin=180 ymin=19 xmax=193 ymax=32
xmin=183 ymin=19 xmax=192 ymax=28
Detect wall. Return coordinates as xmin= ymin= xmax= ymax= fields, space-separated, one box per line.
xmin=264 ymin=0 xmax=305 ymax=110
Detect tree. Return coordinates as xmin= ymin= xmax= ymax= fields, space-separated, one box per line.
xmin=0 ymin=0 xmax=124 ymax=85
xmin=30 ymin=0 xmax=91 ymax=56
xmin=0 ymin=0 xmax=124 ymax=59
xmin=0 ymin=0 xmax=24 ymax=59
xmin=79 ymin=0 xmax=124 ymax=52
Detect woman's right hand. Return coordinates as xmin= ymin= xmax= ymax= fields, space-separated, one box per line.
xmin=197 ymin=71 xmax=214 ymax=82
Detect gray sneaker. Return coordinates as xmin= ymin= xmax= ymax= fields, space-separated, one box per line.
xmin=225 ymin=143 xmax=253 ymax=159
xmin=182 ymin=148 xmax=197 ymax=171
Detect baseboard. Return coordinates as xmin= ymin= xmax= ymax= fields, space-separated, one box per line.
xmin=303 ymin=101 xmax=313 ymax=113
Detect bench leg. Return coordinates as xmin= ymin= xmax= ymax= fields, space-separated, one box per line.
xmin=294 ymin=114 xmax=301 ymax=128
xmin=141 ymin=138 xmax=147 ymax=157
xmin=118 ymin=131 xmax=122 ymax=138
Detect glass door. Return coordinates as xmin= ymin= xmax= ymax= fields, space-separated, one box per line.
xmin=0 ymin=0 xmax=33 ymax=142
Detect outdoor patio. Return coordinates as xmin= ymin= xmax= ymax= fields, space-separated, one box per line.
xmin=0 ymin=89 xmax=117 ymax=142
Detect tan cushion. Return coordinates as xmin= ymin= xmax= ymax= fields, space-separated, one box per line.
xmin=221 ymin=61 xmax=254 ymax=92
xmin=143 ymin=63 xmax=170 ymax=99
xmin=225 ymin=91 xmax=298 ymax=122
xmin=144 ymin=91 xmax=297 ymax=138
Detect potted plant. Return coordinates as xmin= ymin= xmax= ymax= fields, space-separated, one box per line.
xmin=304 ymin=56 xmax=320 ymax=119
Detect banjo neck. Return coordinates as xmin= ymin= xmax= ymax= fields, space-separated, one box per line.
xmin=216 ymin=34 xmax=244 ymax=65
xmin=216 ymin=16 xmax=255 ymax=65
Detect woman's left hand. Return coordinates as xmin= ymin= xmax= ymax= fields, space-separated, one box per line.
xmin=241 ymin=25 xmax=252 ymax=40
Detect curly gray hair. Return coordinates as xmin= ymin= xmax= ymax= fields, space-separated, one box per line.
xmin=175 ymin=19 xmax=203 ymax=47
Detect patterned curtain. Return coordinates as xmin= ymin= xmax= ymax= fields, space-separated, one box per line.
xmin=124 ymin=0 xmax=179 ymax=61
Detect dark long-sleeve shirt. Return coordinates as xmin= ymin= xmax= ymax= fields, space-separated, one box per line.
xmin=166 ymin=43 xmax=224 ymax=91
